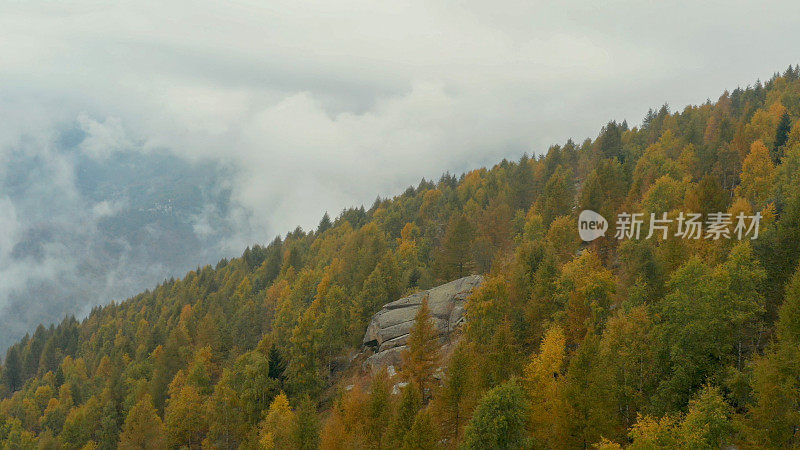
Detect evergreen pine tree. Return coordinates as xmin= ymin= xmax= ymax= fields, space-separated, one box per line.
xmin=402 ymin=297 xmax=440 ymax=398
xmin=118 ymin=395 xmax=165 ymax=450
xmin=774 ymin=111 xmax=792 ymax=162
xmin=435 ymin=214 xmax=474 ymax=280
xmin=462 ymin=380 xmax=529 ymax=450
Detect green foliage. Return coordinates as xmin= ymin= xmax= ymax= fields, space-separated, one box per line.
xmin=539 ymin=166 xmax=575 ymax=226
xmin=598 ymin=306 xmax=657 ymax=431
xmin=163 ymin=384 xmax=207 ymax=448
xmin=563 ymin=335 xmax=618 ymax=447
xmin=557 ymin=250 xmax=616 ymax=345
xmin=744 ymin=342 xmax=800 ymax=448
xmin=679 ymin=385 xmax=733 ymax=449
xmin=390 ymin=381 xmax=423 ymax=444
xmin=626 ymin=385 xmax=733 ymax=449
xmin=462 ymin=379 xmax=529 ymax=450
xmin=365 ymin=369 xmax=392 ymax=447
xmin=1 ymin=68 xmax=800 ymax=449
xmin=524 ymin=325 xmax=567 ymax=447
xmin=258 ymin=392 xmax=295 ymax=449
xmin=402 ymin=409 xmax=438 ymax=450
xmin=118 ymin=394 xmax=164 ymax=450
xmin=231 ymin=350 xmax=280 ymax=425
xmin=291 ymin=396 xmax=320 ymax=450
xmin=652 ymin=247 xmax=766 ymax=412
xmin=774 ymin=111 xmax=792 ymax=161
xmin=627 ymin=414 xmax=680 ymax=449
xmin=598 ymin=121 xmax=625 ymax=161
xmin=403 ymin=298 xmax=440 ymax=396
xmin=203 ymin=370 xmax=249 ymax=449
xmin=435 ymin=214 xmax=475 ymax=281
xmin=743 ymin=263 xmax=800 ymax=448
xmin=777 ymin=262 xmax=800 ymax=345
xmin=434 ymin=343 xmax=475 ymax=442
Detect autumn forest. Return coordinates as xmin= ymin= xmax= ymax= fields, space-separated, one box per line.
xmin=3 ymin=67 xmax=800 ymax=449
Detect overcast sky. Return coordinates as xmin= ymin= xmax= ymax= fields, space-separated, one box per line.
xmin=0 ymin=0 xmax=798 ymax=343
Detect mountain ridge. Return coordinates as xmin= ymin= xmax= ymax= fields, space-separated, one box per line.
xmin=1 ymin=66 xmax=800 ymax=448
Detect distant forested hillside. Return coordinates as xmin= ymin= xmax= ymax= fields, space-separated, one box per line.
xmin=0 ymin=146 xmax=236 ymax=352
xmin=2 ymin=66 xmax=800 ymax=448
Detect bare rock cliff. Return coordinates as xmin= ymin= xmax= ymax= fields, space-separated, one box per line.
xmin=361 ymin=274 xmax=483 ymax=372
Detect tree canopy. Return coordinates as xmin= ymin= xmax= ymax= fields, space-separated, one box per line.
xmin=2 ymin=66 xmax=800 ymax=448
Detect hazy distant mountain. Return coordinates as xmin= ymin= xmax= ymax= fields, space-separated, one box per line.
xmin=0 ymin=126 xmax=236 ymax=350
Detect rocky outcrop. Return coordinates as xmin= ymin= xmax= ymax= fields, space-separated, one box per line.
xmin=362 ymin=274 xmax=483 ymax=371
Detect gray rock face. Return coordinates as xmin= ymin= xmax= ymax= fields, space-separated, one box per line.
xmin=362 ymin=274 xmax=483 ymax=371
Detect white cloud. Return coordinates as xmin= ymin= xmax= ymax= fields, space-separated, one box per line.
xmin=91 ymin=200 xmax=126 ymax=219
xmin=0 ymin=198 xmax=20 ymax=261
xmin=2 ymin=0 xmax=798 ymax=237
xmin=78 ymin=114 xmax=133 ymax=159
xmin=0 ymin=0 xmax=798 ymax=343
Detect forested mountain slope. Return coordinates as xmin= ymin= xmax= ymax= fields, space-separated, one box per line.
xmin=3 ymin=67 xmax=800 ymax=448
